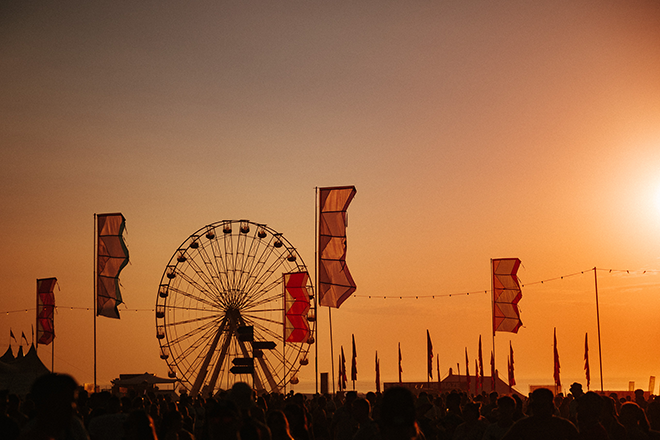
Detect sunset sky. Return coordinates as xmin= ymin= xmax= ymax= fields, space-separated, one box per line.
xmin=2 ymin=0 xmax=660 ymax=394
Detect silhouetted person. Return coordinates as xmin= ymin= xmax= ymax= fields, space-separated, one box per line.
xmin=333 ymin=391 xmax=359 ymax=440
xmin=482 ymin=396 xmax=516 ymax=440
xmin=575 ymin=391 xmax=608 ymax=439
xmin=635 ymin=390 xmax=648 ymax=411
xmin=20 ymin=373 xmax=89 ymax=440
xmin=312 ymin=395 xmax=331 ymax=440
xmin=600 ymin=396 xmax=626 ymax=440
xmin=1 ymin=390 xmax=21 ymax=440
xmin=500 ymin=388 xmax=579 ymax=440
xmin=452 ymin=402 xmax=486 ymax=440
xmin=267 ymin=410 xmax=295 ymax=440
xmin=351 ymin=398 xmax=379 ymax=440
xmin=619 ymin=402 xmax=651 ymax=440
xmin=205 ymin=398 xmax=241 ymax=440
xmin=440 ymin=392 xmax=463 ymax=440
xmin=123 ymin=410 xmax=158 ymax=440
xmin=377 ymin=387 xmax=424 ymax=440
xmin=228 ymin=382 xmax=271 ymax=440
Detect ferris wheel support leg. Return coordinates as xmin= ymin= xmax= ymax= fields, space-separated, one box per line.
xmin=237 ymin=339 xmax=265 ymax=391
xmin=191 ymin=319 xmax=227 ymax=397
xmin=207 ymin=324 xmax=233 ymax=395
xmin=256 ymin=356 xmax=279 ymax=393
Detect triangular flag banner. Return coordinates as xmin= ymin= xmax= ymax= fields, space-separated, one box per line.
xmin=36 ymin=277 xmax=57 ymax=345
xmin=492 ymin=258 xmax=523 ymax=333
xmin=97 ymin=213 xmax=129 ymax=319
xmin=284 ymin=272 xmax=311 ymax=342
xmin=318 ymin=186 xmax=357 ymax=308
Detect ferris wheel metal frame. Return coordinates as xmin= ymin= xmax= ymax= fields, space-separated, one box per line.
xmin=155 ymin=219 xmax=315 ymax=396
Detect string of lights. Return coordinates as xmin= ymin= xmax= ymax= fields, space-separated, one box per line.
xmin=3 ymin=268 xmax=660 ymax=313
xmin=352 ymin=267 xmax=660 ymax=300
xmin=3 ymin=306 xmax=155 ymax=315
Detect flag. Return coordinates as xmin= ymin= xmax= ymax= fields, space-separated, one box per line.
xmin=492 ymin=258 xmax=523 ymax=333
xmin=475 ymin=359 xmax=479 ymax=393
xmin=340 ymin=347 xmax=347 ymax=390
xmin=284 ymin=272 xmax=311 ymax=342
xmin=507 ymin=357 xmax=512 ymax=393
xmin=509 ymin=341 xmax=516 ymax=387
xmin=351 ymin=334 xmax=358 ymax=382
xmin=375 ymin=351 xmax=381 ymax=393
xmin=36 ymin=277 xmax=57 ymax=345
xmin=427 ymin=330 xmax=433 ymax=380
xmin=490 ymin=351 xmax=495 ymax=392
xmin=437 ymin=356 xmax=441 ymax=391
xmin=10 ymin=330 xmax=17 ymax=342
xmin=97 ymin=213 xmax=129 ymax=318
xmin=584 ymin=333 xmax=590 ymax=390
xmin=465 ymin=348 xmax=471 ymax=393
xmin=318 ymin=186 xmax=357 ymax=308
xmin=478 ymin=335 xmax=484 ymax=392
xmin=554 ymin=328 xmax=561 ymax=390
xmin=398 ymin=342 xmax=403 ymax=383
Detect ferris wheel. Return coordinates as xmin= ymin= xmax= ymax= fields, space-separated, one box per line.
xmin=156 ymin=219 xmax=315 ymax=396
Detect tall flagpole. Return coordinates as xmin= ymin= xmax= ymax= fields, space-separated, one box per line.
xmin=491 ymin=259 xmax=496 ymax=394
xmin=314 ymin=188 xmax=319 ymax=394
xmin=94 ymin=213 xmax=97 ymax=392
xmin=329 ymin=308 xmax=335 ymax=394
xmin=594 ymin=267 xmax=604 ymax=392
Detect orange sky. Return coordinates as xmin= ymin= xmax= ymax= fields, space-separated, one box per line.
xmin=2 ymin=0 xmax=660 ymax=394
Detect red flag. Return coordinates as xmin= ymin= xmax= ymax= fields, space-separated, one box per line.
xmin=351 ymin=334 xmax=358 ymax=382
xmin=465 ymin=348 xmax=471 ymax=393
xmin=475 ymin=359 xmax=479 ymax=393
xmin=584 ymin=333 xmax=590 ymax=390
xmin=554 ymin=328 xmax=561 ymax=391
xmin=492 ymin=258 xmax=523 ymax=333
xmin=97 ymin=213 xmax=129 ymax=319
xmin=36 ymin=277 xmax=57 ymax=345
xmin=509 ymin=341 xmax=516 ymax=387
xmin=427 ymin=330 xmax=433 ymax=380
xmin=398 ymin=342 xmax=403 ymax=383
xmin=375 ymin=351 xmax=381 ymax=393
xmin=490 ymin=351 xmax=495 ymax=392
xmin=437 ymin=356 xmax=441 ymax=391
xmin=478 ymin=335 xmax=484 ymax=392
xmin=318 ymin=186 xmax=357 ymax=308
xmin=284 ymin=272 xmax=311 ymax=342
xmin=340 ymin=346 xmax=347 ymax=390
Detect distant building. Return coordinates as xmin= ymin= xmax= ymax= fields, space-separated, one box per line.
xmin=111 ymin=372 xmax=178 ymax=396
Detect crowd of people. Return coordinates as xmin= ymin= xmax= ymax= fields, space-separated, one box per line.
xmin=4 ymin=373 xmax=660 ymax=440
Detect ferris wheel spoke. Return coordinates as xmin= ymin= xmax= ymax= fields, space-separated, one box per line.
xmin=172 ymin=268 xmax=221 ymax=306
xmin=167 ymin=315 xmax=223 ymax=350
xmin=243 ymin=254 xmax=292 ymax=303
xmin=241 ymin=232 xmax=290 ymax=295
xmin=243 ymin=312 xmax=285 ymax=329
xmin=180 ymin=246 xmax=226 ymax=298
xmin=206 ymin=232 xmax=232 ymax=293
xmin=189 ymin=241 xmax=228 ymax=298
xmin=244 ymin=281 xmax=284 ymax=309
xmin=245 ymin=293 xmax=283 ymax=311
xmin=166 ymin=312 xmax=222 ymax=328
xmin=164 ymin=294 xmax=219 ymax=311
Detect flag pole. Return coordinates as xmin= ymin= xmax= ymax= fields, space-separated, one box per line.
xmin=329 ymin=307 xmax=335 ymax=394
xmin=94 ymin=213 xmax=97 ymax=392
xmin=491 ymin=259 xmax=496 ymax=394
xmin=594 ymin=267 xmax=604 ymax=392
xmin=314 ymin=187 xmax=319 ymax=395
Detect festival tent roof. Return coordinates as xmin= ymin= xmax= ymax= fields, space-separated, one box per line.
xmin=111 ymin=373 xmax=178 ymax=387
xmin=0 ymin=344 xmax=50 ymax=396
